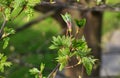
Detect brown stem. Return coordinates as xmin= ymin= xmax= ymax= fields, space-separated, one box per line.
xmin=81 ymin=65 xmax=84 ymax=78
xmin=0 ymin=12 xmax=7 ymax=39
xmin=47 ymin=63 xmax=60 ymax=78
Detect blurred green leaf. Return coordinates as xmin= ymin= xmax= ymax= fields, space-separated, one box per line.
xmin=82 ymin=57 xmax=96 ymax=75
xmin=0 ymin=53 xmax=12 ymax=72
xmin=40 ymin=63 xmax=45 ymax=73
xmin=75 ymin=18 xmax=86 ymax=28
xmin=29 ymin=68 xmax=40 ymax=75
xmin=3 ymin=37 xmax=10 ymax=49
xmin=5 ymin=7 xmax=11 ymax=20
xmin=61 ymin=13 xmax=71 ymax=23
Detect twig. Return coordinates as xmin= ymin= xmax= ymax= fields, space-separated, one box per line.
xmin=0 ymin=10 xmax=55 ymax=40
xmin=16 ymin=10 xmax=55 ymax=32
xmin=0 ymin=12 xmax=7 ymax=39
xmin=47 ymin=63 xmax=60 ymax=78
xmin=65 ymin=62 xmax=80 ymax=69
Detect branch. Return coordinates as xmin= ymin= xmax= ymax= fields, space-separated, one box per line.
xmin=37 ymin=2 xmax=120 ymax=12
xmin=0 ymin=12 xmax=7 ymax=39
xmin=16 ymin=10 xmax=55 ymax=32
xmin=47 ymin=63 xmax=60 ymax=78
xmin=0 ymin=10 xmax=55 ymax=40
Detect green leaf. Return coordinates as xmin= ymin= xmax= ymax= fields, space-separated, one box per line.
xmin=40 ymin=63 xmax=45 ymax=73
xmin=25 ymin=7 xmax=34 ymax=21
xmin=0 ymin=53 xmax=12 ymax=72
xmin=49 ymin=35 xmax=72 ymax=50
xmin=75 ymin=18 xmax=86 ymax=28
xmin=82 ymin=57 xmax=93 ymax=75
xmin=61 ymin=13 xmax=71 ymax=23
xmin=4 ymin=27 xmax=15 ymax=35
xmin=27 ymin=0 xmax=40 ymax=7
xmin=29 ymin=68 xmax=40 ymax=75
xmin=56 ymin=56 xmax=67 ymax=71
xmin=5 ymin=7 xmax=11 ymax=20
xmin=13 ymin=0 xmax=26 ymax=9
xmin=3 ymin=37 xmax=10 ymax=49
xmin=49 ymin=45 xmax=57 ymax=49
xmin=59 ymin=63 xmax=66 ymax=71
xmin=58 ymin=48 xmax=70 ymax=56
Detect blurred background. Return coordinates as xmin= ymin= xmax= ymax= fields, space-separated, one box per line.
xmin=0 ymin=0 xmax=120 ymax=78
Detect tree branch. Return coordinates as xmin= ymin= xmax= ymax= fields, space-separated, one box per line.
xmin=37 ymin=2 xmax=120 ymax=12
xmin=0 ymin=12 xmax=7 ymax=39
xmin=16 ymin=10 xmax=55 ymax=32
xmin=47 ymin=63 xmax=60 ymax=78
xmin=0 ymin=10 xmax=55 ymax=40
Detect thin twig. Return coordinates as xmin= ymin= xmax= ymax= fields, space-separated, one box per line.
xmin=47 ymin=63 xmax=60 ymax=78
xmin=0 ymin=10 xmax=55 ymax=40
xmin=65 ymin=62 xmax=80 ymax=69
xmin=0 ymin=12 xmax=7 ymax=39
xmin=81 ymin=65 xmax=84 ymax=78
xmin=16 ymin=10 xmax=55 ymax=32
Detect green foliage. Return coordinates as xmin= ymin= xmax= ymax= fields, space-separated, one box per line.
xmin=3 ymin=37 xmax=10 ymax=49
xmin=49 ymin=36 xmax=72 ymax=50
xmin=2 ymin=27 xmax=15 ymax=49
xmin=29 ymin=63 xmax=46 ymax=78
xmin=61 ymin=13 xmax=71 ymax=23
xmin=49 ymin=13 xmax=97 ymax=76
xmin=3 ymin=27 xmax=15 ymax=36
xmin=4 ymin=7 xmax=11 ymax=20
xmin=61 ymin=13 xmax=72 ymax=31
xmin=82 ymin=57 xmax=96 ymax=75
xmin=13 ymin=0 xmax=26 ymax=9
xmin=49 ymin=35 xmax=96 ymax=74
xmin=75 ymin=18 xmax=86 ymax=28
xmin=0 ymin=53 xmax=12 ymax=72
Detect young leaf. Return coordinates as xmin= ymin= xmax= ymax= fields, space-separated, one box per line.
xmin=5 ymin=8 xmax=11 ymax=20
xmin=29 ymin=68 xmax=40 ymax=75
xmin=75 ymin=18 xmax=86 ymax=28
xmin=82 ymin=57 xmax=93 ymax=75
xmin=0 ymin=53 xmax=12 ymax=72
xmin=56 ymin=56 xmax=67 ymax=71
xmin=40 ymin=63 xmax=45 ymax=73
xmin=3 ymin=37 xmax=10 ymax=49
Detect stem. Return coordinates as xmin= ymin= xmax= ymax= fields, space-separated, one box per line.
xmin=0 ymin=12 xmax=7 ymax=39
xmin=81 ymin=65 xmax=84 ymax=78
xmin=65 ymin=62 xmax=80 ymax=69
xmin=47 ymin=63 xmax=60 ymax=78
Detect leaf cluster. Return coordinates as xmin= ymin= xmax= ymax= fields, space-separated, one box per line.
xmin=29 ymin=63 xmax=46 ymax=78
xmin=49 ymin=35 xmax=97 ymax=75
xmin=0 ymin=0 xmax=40 ymax=20
xmin=0 ymin=53 xmax=12 ymax=72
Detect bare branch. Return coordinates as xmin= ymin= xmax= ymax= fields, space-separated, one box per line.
xmin=37 ymin=2 xmax=120 ymax=12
